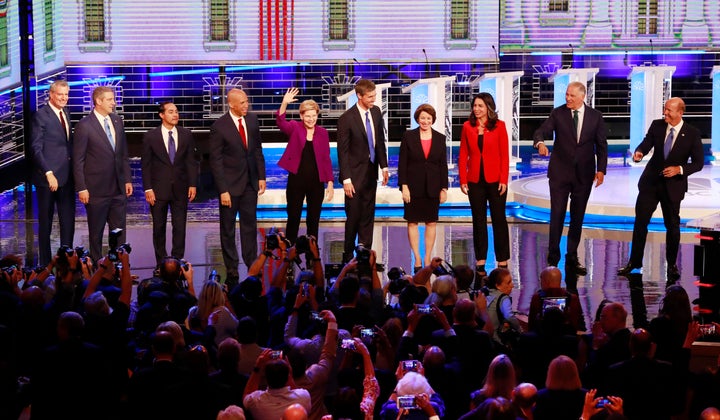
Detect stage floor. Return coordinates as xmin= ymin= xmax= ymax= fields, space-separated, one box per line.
xmin=1 ymin=162 xmax=717 ymax=331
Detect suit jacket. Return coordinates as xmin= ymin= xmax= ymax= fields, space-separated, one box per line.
xmin=533 ymin=104 xmax=608 ymax=183
xmin=397 ymin=127 xmax=448 ymax=198
xmin=459 ymin=119 xmax=509 ymax=185
xmin=30 ymin=104 xmax=73 ymax=187
xmin=209 ymin=112 xmax=266 ymax=196
xmin=336 ymin=104 xmax=388 ymax=183
xmin=141 ymin=125 xmax=198 ymax=201
xmin=275 ymin=112 xmax=333 ymax=182
xmin=73 ymin=112 xmax=131 ymax=197
xmin=636 ymin=119 xmax=704 ymax=203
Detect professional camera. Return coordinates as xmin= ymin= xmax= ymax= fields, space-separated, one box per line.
xmin=295 ymin=235 xmax=311 ymax=254
xmin=355 ymin=243 xmax=371 ymax=266
xmin=108 ymin=228 xmax=132 ymax=262
xmin=2 ymin=264 xmax=17 ymax=275
xmin=433 ymin=260 xmax=455 ymax=277
xmin=266 ymin=227 xmax=291 ymax=251
xmin=56 ymin=245 xmax=75 ymax=258
xmin=74 ymin=246 xmax=90 ymax=263
xmin=208 ymin=269 xmax=221 ymax=282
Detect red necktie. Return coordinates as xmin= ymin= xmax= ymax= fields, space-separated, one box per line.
xmin=239 ymin=118 xmax=247 ymax=149
xmin=59 ymin=110 xmax=67 ymax=139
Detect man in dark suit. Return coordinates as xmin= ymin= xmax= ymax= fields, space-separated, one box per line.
xmin=31 ymin=80 xmax=75 ymax=265
xmin=73 ymin=86 xmax=132 ymax=262
xmin=141 ymin=101 xmax=198 ymax=265
xmin=533 ymin=81 xmax=607 ymax=275
xmin=336 ymin=79 xmax=389 ymax=263
xmin=209 ymin=88 xmax=266 ymax=286
xmin=618 ymin=97 xmax=704 ymax=279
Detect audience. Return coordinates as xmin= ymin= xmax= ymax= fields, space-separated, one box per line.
xmin=3 ymin=243 xmax=718 ymax=420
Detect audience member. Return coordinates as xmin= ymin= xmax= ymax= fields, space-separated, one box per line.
xmin=512 ymin=382 xmax=537 ymax=420
xmin=582 ymin=302 xmax=631 ymax=389
xmin=527 ymin=266 xmax=585 ymax=332
xmin=470 ymin=354 xmax=516 ymax=409
xmin=379 ymin=370 xmax=445 ymax=419
xmin=217 ymin=405 xmax=246 ymax=420
xmin=533 ymin=355 xmax=586 ymax=420
xmin=485 ymin=267 xmax=521 ymax=352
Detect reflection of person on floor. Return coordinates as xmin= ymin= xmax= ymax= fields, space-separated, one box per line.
xmin=336 ymin=79 xmax=389 ymax=263
xmin=275 ymin=88 xmax=334 ymax=244
xmin=398 ymin=104 xmax=448 ymax=273
xmin=459 ymin=93 xmax=510 ymax=277
xmin=617 ymin=97 xmax=703 ymax=281
xmin=209 ymin=88 xmax=266 ymax=287
xmin=533 ymin=81 xmax=607 ymax=276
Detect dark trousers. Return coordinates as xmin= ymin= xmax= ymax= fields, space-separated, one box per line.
xmin=547 ymin=177 xmax=592 ymax=265
xmin=630 ymin=182 xmax=682 ymax=266
xmin=468 ymin=180 xmax=510 ymax=261
xmin=85 ymin=193 xmax=127 ymax=262
xmin=36 ymin=183 xmax=76 ymax=265
xmin=343 ymin=162 xmax=377 ymax=262
xmin=285 ymin=173 xmax=324 ymax=243
xmin=219 ymin=183 xmax=258 ymax=279
xmin=150 ymin=196 xmax=189 ymax=265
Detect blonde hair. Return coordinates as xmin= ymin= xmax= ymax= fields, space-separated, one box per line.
xmin=299 ymin=99 xmax=319 ymax=115
xmin=198 ymin=281 xmax=226 ymax=322
xmin=156 ymin=320 xmax=186 ymax=349
xmin=545 ymin=355 xmax=582 ymax=390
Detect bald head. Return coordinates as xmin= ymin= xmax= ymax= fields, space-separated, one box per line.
xmin=423 ymin=345 xmax=446 ymax=369
xmin=540 ymin=266 xmax=562 ymax=290
xmin=630 ymin=328 xmax=653 ymax=357
xmin=512 ymin=382 xmax=538 ymax=409
xmin=228 ymin=88 xmax=249 ymax=118
xmin=600 ymin=302 xmax=627 ymax=334
xmin=282 ymin=403 xmax=308 ymax=420
xmin=453 ymin=298 xmax=478 ymax=325
xmin=701 ymin=407 xmax=720 ymax=420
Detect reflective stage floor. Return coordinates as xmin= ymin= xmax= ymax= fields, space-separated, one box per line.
xmin=2 ymin=161 xmax=719 ymax=331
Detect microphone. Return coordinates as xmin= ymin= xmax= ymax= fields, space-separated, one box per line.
xmin=352 ymin=58 xmax=361 ymax=65
xmin=649 ymin=39 xmax=654 ymax=63
xmin=568 ymin=43 xmax=574 ymax=68
xmin=422 ymin=48 xmax=430 ymax=75
xmin=491 ymin=45 xmax=499 ymax=73
xmin=623 ymin=50 xmax=628 ymax=67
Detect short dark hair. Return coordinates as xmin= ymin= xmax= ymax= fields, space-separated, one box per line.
xmin=158 ymin=101 xmax=174 ymax=114
xmin=414 ymin=104 xmax=437 ymax=124
xmin=354 ymin=79 xmax=376 ymax=96
xmin=265 ymin=359 xmax=290 ymax=389
xmin=338 ymin=274 xmax=360 ymax=305
xmin=92 ymin=86 xmax=114 ymax=106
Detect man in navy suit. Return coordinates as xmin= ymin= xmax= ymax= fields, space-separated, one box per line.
xmin=73 ymin=86 xmax=133 ymax=262
xmin=336 ymin=79 xmax=389 ymax=263
xmin=141 ymin=102 xmax=198 ymax=266
xmin=618 ymin=97 xmax=704 ymax=280
xmin=31 ymin=80 xmax=75 ymax=265
xmin=533 ymin=81 xmax=608 ymax=275
xmin=209 ymin=88 xmax=266 ymax=286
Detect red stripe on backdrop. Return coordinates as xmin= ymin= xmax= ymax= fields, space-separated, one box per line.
xmin=290 ymin=0 xmax=294 ymax=59
xmin=275 ymin=0 xmax=280 ymax=60
xmin=266 ymin=0 xmax=273 ymax=59
xmin=282 ymin=0 xmax=288 ymax=60
xmin=259 ymin=1 xmax=264 ymax=60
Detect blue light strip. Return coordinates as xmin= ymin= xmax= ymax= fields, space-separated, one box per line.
xmin=529 ymin=50 xmax=706 ymax=56
xmin=22 ymin=76 xmax=127 ymax=95
xmin=148 ymin=62 xmax=311 ymax=77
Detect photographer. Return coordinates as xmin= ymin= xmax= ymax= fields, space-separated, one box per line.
xmin=379 ymin=369 xmax=445 ymax=420
xmin=527 ymin=266 xmax=585 ymax=334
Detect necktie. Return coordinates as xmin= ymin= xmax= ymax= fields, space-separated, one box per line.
xmin=664 ymin=127 xmax=674 ymax=158
xmin=59 ymin=110 xmax=67 ymax=139
xmin=365 ymin=111 xmax=375 ymax=163
xmin=573 ymin=110 xmax=579 ymax=138
xmin=104 ymin=117 xmax=115 ymax=150
xmin=239 ymin=118 xmax=247 ymax=149
xmin=168 ymin=130 xmax=176 ymax=164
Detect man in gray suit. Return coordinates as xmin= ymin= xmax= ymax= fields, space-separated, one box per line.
xmin=533 ymin=81 xmax=608 ymax=275
xmin=73 ymin=86 xmax=132 ymax=262
xmin=31 ymin=80 xmax=75 ymax=265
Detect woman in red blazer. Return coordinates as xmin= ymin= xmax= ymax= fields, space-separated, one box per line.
xmin=398 ymin=104 xmax=448 ymax=272
xmin=458 ymin=93 xmax=510 ymax=276
xmin=276 ymin=88 xmax=334 ymax=243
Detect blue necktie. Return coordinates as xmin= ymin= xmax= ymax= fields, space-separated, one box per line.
xmin=168 ymin=130 xmax=176 ymax=164
xmin=365 ymin=111 xmax=375 ymax=163
xmin=663 ymin=127 xmax=674 ymax=159
xmin=104 ymin=117 xmax=115 ymax=150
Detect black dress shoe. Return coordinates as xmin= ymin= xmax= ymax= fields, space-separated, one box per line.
xmin=566 ymin=260 xmax=587 ymax=276
xmin=667 ymin=264 xmax=680 ymax=280
xmin=617 ymin=262 xmax=640 ymax=276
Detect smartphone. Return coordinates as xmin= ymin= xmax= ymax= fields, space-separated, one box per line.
xmin=340 ymin=338 xmax=356 ymax=351
xmin=302 ymin=282 xmax=310 ymax=297
xmin=397 ymin=395 xmax=418 ymax=410
xmin=309 ymin=311 xmax=324 ymax=321
xmin=542 ymin=297 xmax=567 ymax=313
xmin=417 ymin=304 xmax=432 ymax=314
xmin=595 ymin=397 xmax=610 ymax=408
xmin=270 ymin=350 xmax=283 ymax=360
xmin=699 ymin=324 xmax=717 ymax=336
xmin=360 ymin=328 xmax=375 ymax=339
xmin=402 ymin=360 xmax=420 ymax=372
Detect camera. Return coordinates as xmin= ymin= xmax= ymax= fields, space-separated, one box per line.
xmin=402 ymin=360 xmax=420 ymax=372
xmin=699 ymin=324 xmax=717 ymax=336
xmin=74 ymin=246 xmax=89 ymax=261
xmin=387 ymin=266 xmax=406 ymax=282
xmin=295 ymin=235 xmax=311 ymax=254
xmin=595 ymin=397 xmax=611 ymax=408
xmin=397 ymin=395 xmax=418 ymax=410
xmin=266 ymin=227 xmax=290 ymax=251
xmin=2 ymin=265 xmax=17 ymax=275
xmin=270 ymin=350 xmax=283 ymax=360
xmin=340 ymin=338 xmax=357 ymax=351
xmin=300 ymin=282 xmax=311 ymax=297
xmin=56 ymin=245 xmax=74 ymax=258
xmin=360 ymin=328 xmax=376 ymax=341
xmin=433 ymin=260 xmax=454 ymax=276
xmin=355 ymin=243 xmax=371 ymax=266
xmin=417 ymin=304 xmax=433 ymax=315
xmin=208 ymin=269 xmax=221 ymax=282
xmin=309 ymin=311 xmax=324 ymax=322
xmin=108 ymin=228 xmax=132 ymax=262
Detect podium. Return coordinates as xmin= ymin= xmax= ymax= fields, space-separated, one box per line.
xmin=337 ymin=83 xmax=393 ymax=148
xmin=628 ymin=65 xmax=676 ymax=156
xmin=711 ymin=66 xmax=720 ymax=165
xmin=401 ymin=76 xmax=456 ymax=168
xmin=550 ymin=68 xmax=600 ymax=108
xmin=475 ymin=71 xmax=524 ymax=171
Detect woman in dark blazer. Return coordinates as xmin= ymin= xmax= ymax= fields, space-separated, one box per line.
xmin=398 ymin=103 xmax=448 ymax=272
xmin=276 ymin=88 xmax=334 ymax=243
xmin=459 ymin=93 xmax=510 ymax=277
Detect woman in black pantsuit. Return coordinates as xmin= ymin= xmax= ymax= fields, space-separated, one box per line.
xmin=398 ymin=104 xmax=448 ymax=272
